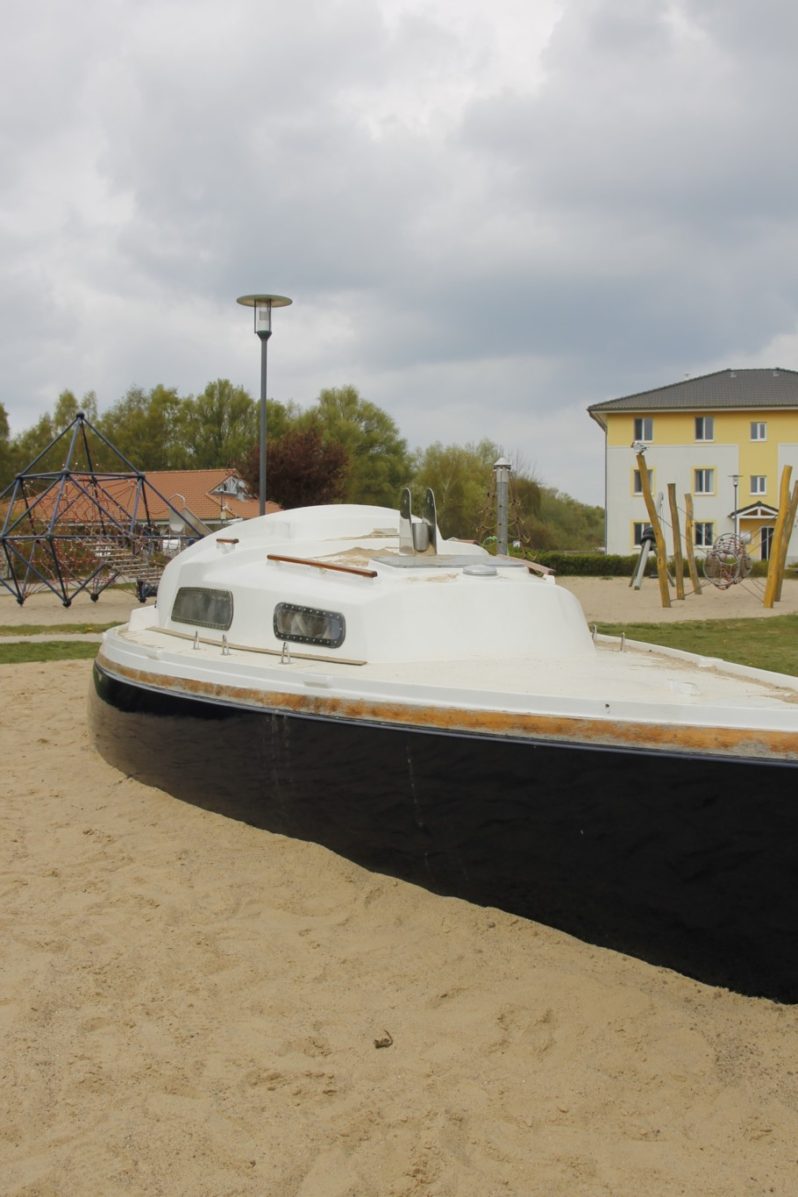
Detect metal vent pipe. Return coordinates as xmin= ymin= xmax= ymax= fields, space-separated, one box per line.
xmin=493 ymin=457 xmax=512 ymax=555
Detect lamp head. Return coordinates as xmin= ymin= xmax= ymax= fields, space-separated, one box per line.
xmin=236 ymin=293 xmax=293 ymax=339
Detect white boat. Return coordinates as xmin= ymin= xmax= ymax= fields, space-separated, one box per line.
xmin=90 ymin=496 xmax=798 ymax=1000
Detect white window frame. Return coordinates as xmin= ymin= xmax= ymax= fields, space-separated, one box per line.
xmin=694 ymin=468 xmax=715 ymax=495
xmin=633 ymin=522 xmax=649 ymax=547
xmin=751 ymin=421 xmax=767 ymax=441
xmin=750 ymin=475 xmax=766 ymax=495
xmin=633 ymin=416 xmax=653 ymax=442
xmin=695 ymin=522 xmax=714 ymax=548
xmin=695 ymin=416 xmax=714 ymax=441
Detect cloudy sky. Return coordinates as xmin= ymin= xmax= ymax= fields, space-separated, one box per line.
xmin=3 ymin=0 xmax=798 ymax=504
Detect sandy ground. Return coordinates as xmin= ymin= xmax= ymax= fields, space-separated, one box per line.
xmin=0 ymin=589 xmax=141 ymax=629
xmin=2 ymin=575 xmax=797 ymax=630
xmin=562 ymin=574 xmax=798 ymax=624
xmin=1 ymin=659 xmax=798 ymax=1196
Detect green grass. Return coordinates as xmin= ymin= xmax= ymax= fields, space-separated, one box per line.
xmin=595 ymin=614 xmax=798 ymax=676
xmin=0 ymin=641 xmax=100 ymax=664
xmin=0 ymin=622 xmax=118 ymax=637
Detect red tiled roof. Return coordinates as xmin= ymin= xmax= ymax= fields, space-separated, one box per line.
xmin=3 ymin=469 xmax=279 ymax=528
xmin=122 ymin=469 xmax=276 ymax=521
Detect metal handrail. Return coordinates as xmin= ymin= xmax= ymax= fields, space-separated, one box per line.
xmin=151 ymin=624 xmax=367 ymax=666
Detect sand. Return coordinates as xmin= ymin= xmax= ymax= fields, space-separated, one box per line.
xmin=1 ymin=646 xmax=798 ymax=1196
xmin=561 ymin=574 xmax=798 ymax=624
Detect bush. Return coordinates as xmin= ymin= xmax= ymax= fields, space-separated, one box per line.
xmin=525 ymin=550 xmax=773 ymax=579
xmin=525 ymin=551 xmax=643 ymax=576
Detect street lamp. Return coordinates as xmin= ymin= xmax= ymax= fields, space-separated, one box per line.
xmin=731 ymin=473 xmax=741 ymax=538
xmin=236 ymin=293 xmax=293 ymax=516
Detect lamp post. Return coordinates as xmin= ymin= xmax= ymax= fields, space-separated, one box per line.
xmin=236 ymin=293 xmax=293 ymax=516
xmin=731 ymin=473 xmax=741 ymax=538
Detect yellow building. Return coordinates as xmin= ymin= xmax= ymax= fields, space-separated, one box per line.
xmin=588 ymin=368 xmax=798 ymax=559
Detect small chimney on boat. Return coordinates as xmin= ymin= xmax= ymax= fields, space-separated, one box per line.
xmin=493 ymin=457 xmax=512 ymax=556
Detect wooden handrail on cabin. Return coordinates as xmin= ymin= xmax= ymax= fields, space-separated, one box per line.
xmin=267 ymin=553 xmax=378 ymax=579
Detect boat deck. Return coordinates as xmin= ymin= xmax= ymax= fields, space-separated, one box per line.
xmin=107 ymin=619 xmax=798 ymax=734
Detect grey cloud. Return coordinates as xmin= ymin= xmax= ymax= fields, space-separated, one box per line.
xmin=4 ymin=0 xmax=798 ymax=506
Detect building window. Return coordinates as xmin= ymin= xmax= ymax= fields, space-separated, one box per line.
xmin=751 ymin=421 xmax=767 ymax=441
xmin=695 ymin=522 xmax=714 ymax=547
xmin=633 ymin=417 xmax=653 ymax=442
xmin=751 ymin=475 xmax=766 ymax=495
xmin=633 ymin=522 xmax=653 ymax=547
xmin=694 ymin=468 xmax=715 ymax=494
xmin=695 ymin=416 xmax=714 ymax=441
xmin=633 ymin=468 xmax=653 ymax=495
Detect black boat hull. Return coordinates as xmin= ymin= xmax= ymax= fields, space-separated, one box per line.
xmin=90 ymin=662 xmax=798 ymax=1001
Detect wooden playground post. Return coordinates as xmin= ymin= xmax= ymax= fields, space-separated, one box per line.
xmin=636 ymin=452 xmax=671 ymax=608
xmin=764 ymin=465 xmax=793 ymax=608
xmin=683 ymin=492 xmax=702 ymax=595
xmin=667 ymin=483 xmax=685 ymax=600
xmin=775 ymin=480 xmax=798 ymax=602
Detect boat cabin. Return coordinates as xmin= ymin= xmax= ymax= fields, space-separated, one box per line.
xmin=146 ymin=503 xmax=595 ymax=665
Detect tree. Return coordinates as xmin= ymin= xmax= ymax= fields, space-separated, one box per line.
xmin=53 ymin=389 xmax=99 ymax=431
xmin=8 ymin=412 xmax=56 ymax=477
xmin=234 ymin=396 xmax=299 ymax=496
xmin=98 ymin=385 xmax=188 ymax=470
xmin=412 ymin=439 xmax=546 ymax=545
xmin=0 ymin=402 xmax=12 ymax=490
xmin=507 ymin=474 xmax=545 ymax=547
xmin=300 ymin=385 xmax=411 ymax=507
xmin=176 ymin=380 xmax=257 ymax=469
xmin=3 ymin=390 xmax=108 ymax=481
xmin=412 ymin=439 xmax=501 ymax=539
xmin=242 ymin=425 xmax=349 ymax=508
xmin=534 ymin=487 xmax=604 ymax=550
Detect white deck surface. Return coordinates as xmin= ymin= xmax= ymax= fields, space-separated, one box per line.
xmin=98 ymin=504 xmax=798 ymax=741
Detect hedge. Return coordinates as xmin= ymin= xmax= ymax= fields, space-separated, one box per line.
xmin=525 ymin=551 xmax=644 ymax=576
xmin=524 ymin=551 xmax=773 ymax=578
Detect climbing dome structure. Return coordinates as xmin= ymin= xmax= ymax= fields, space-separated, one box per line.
xmin=0 ymin=413 xmax=196 ymax=606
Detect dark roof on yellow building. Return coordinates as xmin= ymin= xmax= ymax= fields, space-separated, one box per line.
xmin=588 ymin=368 xmax=798 ymax=420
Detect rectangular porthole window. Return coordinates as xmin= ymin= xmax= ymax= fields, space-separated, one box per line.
xmin=751 ymin=421 xmax=767 ymax=441
xmin=695 ymin=416 xmax=714 ymax=441
xmin=751 ymin=475 xmax=766 ymax=495
xmin=274 ymin=603 xmax=345 ymax=648
xmin=633 ymin=416 xmax=653 ymax=441
xmin=172 ymin=587 xmax=233 ymax=630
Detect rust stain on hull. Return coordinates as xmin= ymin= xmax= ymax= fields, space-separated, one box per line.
xmin=95 ymin=650 xmax=798 ymax=764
